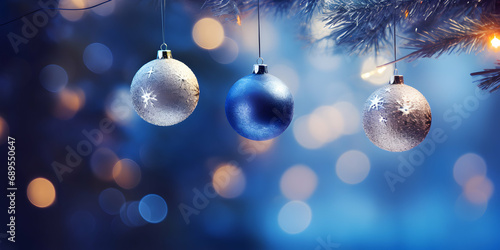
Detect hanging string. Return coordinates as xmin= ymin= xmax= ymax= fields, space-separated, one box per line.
xmin=160 ymin=0 xmax=166 ymax=47
xmin=393 ymin=16 xmax=398 ymax=75
xmin=0 ymin=0 xmax=112 ymax=27
xmin=257 ymin=0 xmax=263 ymax=64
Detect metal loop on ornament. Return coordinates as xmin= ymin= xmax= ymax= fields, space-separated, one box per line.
xmin=160 ymin=43 xmax=168 ymax=50
xmin=256 ymin=57 xmax=264 ymax=65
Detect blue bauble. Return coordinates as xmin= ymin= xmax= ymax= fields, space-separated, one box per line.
xmin=225 ymin=64 xmax=294 ymax=141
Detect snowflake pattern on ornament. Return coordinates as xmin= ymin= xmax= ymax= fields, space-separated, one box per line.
xmin=369 ymin=95 xmax=384 ymax=110
xmin=146 ymin=67 xmax=154 ymax=78
xmin=379 ymin=116 xmax=387 ymax=124
xmin=397 ymin=98 xmax=412 ymax=115
xmin=141 ymin=87 xmax=158 ymax=108
xmin=384 ymin=87 xmax=391 ymax=93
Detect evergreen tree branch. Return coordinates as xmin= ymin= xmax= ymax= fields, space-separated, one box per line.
xmin=403 ymin=17 xmax=500 ymax=60
xmin=321 ymin=0 xmax=495 ymax=54
xmin=202 ymin=0 xmax=325 ymax=23
xmin=471 ymin=60 xmax=500 ymax=92
xmin=202 ymin=0 xmax=244 ymax=22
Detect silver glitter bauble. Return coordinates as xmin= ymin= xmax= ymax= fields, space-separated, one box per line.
xmin=362 ymin=75 xmax=431 ymax=152
xmin=131 ymin=50 xmax=199 ymax=126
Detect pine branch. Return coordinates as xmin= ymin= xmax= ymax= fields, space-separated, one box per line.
xmin=471 ymin=60 xmax=500 ymax=92
xmin=403 ymin=16 xmax=500 ymax=60
xmin=202 ymin=0 xmax=324 ymax=23
xmin=321 ymin=0 xmax=494 ymax=54
xmin=202 ymin=0 xmax=245 ymax=22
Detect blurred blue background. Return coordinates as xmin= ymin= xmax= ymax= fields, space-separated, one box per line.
xmin=1 ymin=0 xmax=500 ymax=249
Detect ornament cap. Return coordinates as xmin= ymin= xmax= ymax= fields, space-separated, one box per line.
xmin=253 ymin=64 xmax=268 ymax=74
xmin=157 ymin=50 xmax=172 ymax=59
xmin=390 ymin=75 xmax=404 ymax=85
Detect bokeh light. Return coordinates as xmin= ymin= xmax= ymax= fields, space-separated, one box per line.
xmin=309 ymin=106 xmax=344 ymax=144
xmin=307 ymin=45 xmax=341 ymax=71
xmin=239 ymin=136 xmax=274 ymax=154
xmin=90 ymin=0 xmax=116 ymax=16
xmin=53 ymin=88 xmax=85 ymax=120
xmin=293 ymin=114 xmax=324 ymax=149
xmin=272 ymin=64 xmax=300 ymax=96
xmin=453 ymin=153 xmax=487 ymax=186
xmin=27 ymin=178 xmax=56 ymax=208
xmin=209 ymin=37 xmax=239 ymax=64
xmin=241 ymin=18 xmax=277 ymax=54
xmin=99 ymin=188 xmax=125 ymax=215
xmin=360 ymin=56 xmax=394 ymax=85
xmin=192 ymin=18 xmax=224 ymax=50
xmin=212 ymin=163 xmax=246 ymax=199
xmin=120 ymin=201 xmax=147 ymax=227
xmin=293 ymin=106 xmax=345 ymax=149
xmin=59 ymin=0 xmax=86 ymax=22
xmin=309 ymin=15 xmax=330 ymax=40
xmin=113 ymin=159 xmax=141 ymax=189
xmin=90 ymin=147 xmax=119 ymax=181
xmin=0 ymin=116 xmax=9 ymax=145
xmin=278 ymin=200 xmax=312 ymax=234
xmin=280 ymin=165 xmax=318 ymax=200
xmin=105 ymin=87 xmax=134 ymax=125
xmin=336 ymin=150 xmax=371 ymax=184
xmin=491 ymin=36 xmax=500 ymax=49
xmin=455 ymin=194 xmax=488 ymax=221
xmin=83 ymin=43 xmax=113 ymax=74
xmin=333 ymin=102 xmax=361 ymax=135
xmin=139 ymin=194 xmax=168 ymax=223
xmin=39 ymin=64 xmax=68 ymax=92
xmin=464 ymin=176 xmax=494 ymax=204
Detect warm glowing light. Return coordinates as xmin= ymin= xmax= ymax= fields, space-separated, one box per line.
xmin=336 ymin=150 xmax=371 ymax=184
xmin=59 ymin=0 xmax=86 ymax=22
xmin=293 ymin=115 xmax=324 ymax=149
xmin=239 ymin=136 xmax=274 ymax=154
xmin=280 ymin=165 xmax=318 ymax=200
xmin=453 ymin=153 xmax=487 ymax=186
xmin=309 ymin=106 xmax=344 ymax=144
xmin=212 ymin=163 xmax=246 ymax=198
xmin=0 ymin=116 xmax=9 ymax=144
xmin=27 ymin=178 xmax=56 ymax=208
xmin=236 ymin=15 xmax=241 ymax=26
xmin=192 ymin=18 xmax=225 ymax=50
xmin=491 ymin=36 xmax=500 ymax=48
xmin=361 ymin=56 xmax=394 ymax=85
xmin=53 ymin=88 xmax=85 ymax=120
xmin=333 ymin=102 xmax=360 ymax=135
xmin=464 ymin=176 xmax=494 ymax=204
xmin=113 ymin=159 xmax=142 ymax=189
